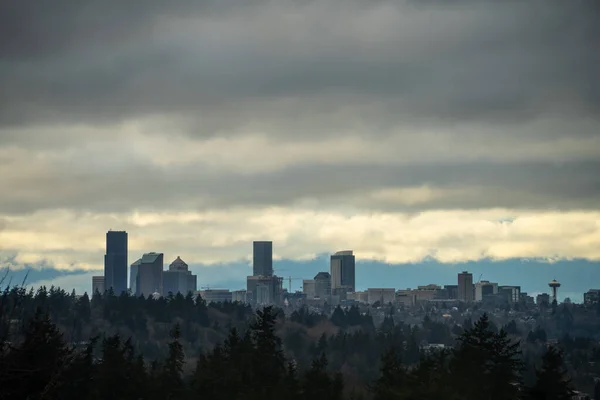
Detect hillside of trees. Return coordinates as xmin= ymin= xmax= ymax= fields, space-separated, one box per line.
xmin=1 ymin=285 xmax=600 ymax=399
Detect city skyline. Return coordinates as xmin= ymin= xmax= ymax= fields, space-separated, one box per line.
xmin=86 ymin=229 xmax=583 ymax=305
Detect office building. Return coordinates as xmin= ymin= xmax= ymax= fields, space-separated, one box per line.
xmin=255 ymin=285 xmax=271 ymax=305
xmin=130 ymin=259 xmax=140 ymax=295
xmin=367 ymin=288 xmax=395 ymax=305
xmin=232 ymin=290 xmax=248 ymax=303
xmin=395 ymin=289 xmax=415 ymax=307
xmin=475 ymin=281 xmax=498 ymax=302
xmin=163 ymin=256 xmax=197 ymax=296
xmin=253 ymin=241 xmax=273 ymax=277
xmin=330 ymin=250 xmax=356 ymax=293
xmin=314 ymin=272 xmax=332 ymax=299
xmin=444 ymin=285 xmax=458 ymax=300
xmin=498 ymin=286 xmax=521 ymax=303
xmin=104 ymin=230 xmax=128 ymax=295
xmin=457 ymin=271 xmax=474 ymax=302
xmin=536 ymin=293 xmax=550 ymax=306
xmin=584 ymin=289 xmax=600 ymax=305
xmin=197 ymin=289 xmax=232 ymax=303
xmin=303 ymin=279 xmax=316 ymax=299
xmin=246 ymin=275 xmax=283 ymax=305
xmin=136 ymin=252 xmax=164 ymax=297
xmin=92 ymin=276 xmax=104 ymax=294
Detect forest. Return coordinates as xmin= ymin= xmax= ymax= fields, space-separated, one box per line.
xmin=1 ymin=284 xmax=600 ymax=400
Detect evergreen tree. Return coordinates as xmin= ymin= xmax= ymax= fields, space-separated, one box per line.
xmin=301 ymin=353 xmax=343 ymax=400
xmin=450 ymin=313 xmax=523 ymax=400
xmin=370 ymin=347 xmax=407 ymax=400
xmin=526 ymin=346 xmax=573 ymax=400
xmin=1 ymin=308 xmax=75 ymax=399
xmin=159 ymin=323 xmax=185 ymax=399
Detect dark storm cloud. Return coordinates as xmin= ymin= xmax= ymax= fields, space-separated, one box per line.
xmin=1 ymin=157 xmax=599 ymax=214
xmin=0 ymin=0 xmax=598 ymax=135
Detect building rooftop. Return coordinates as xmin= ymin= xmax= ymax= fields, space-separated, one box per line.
xmin=169 ymin=256 xmax=188 ymax=271
xmin=131 ymin=258 xmax=142 ymax=266
xmin=141 ymin=252 xmax=163 ymax=264
xmin=314 ymin=272 xmax=331 ymax=280
xmin=334 ymin=250 xmax=353 ymax=256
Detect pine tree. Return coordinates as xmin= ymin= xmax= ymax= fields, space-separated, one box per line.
xmin=526 ymin=346 xmax=573 ymax=400
xmin=160 ymin=323 xmax=185 ymax=399
xmin=301 ymin=353 xmax=343 ymax=400
xmin=370 ymin=347 xmax=407 ymax=400
xmin=1 ymin=308 xmax=75 ymax=399
xmin=450 ymin=313 xmax=523 ymax=400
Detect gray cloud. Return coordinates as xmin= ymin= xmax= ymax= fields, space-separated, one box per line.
xmin=1 ymin=153 xmax=599 ymax=214
xmin=0 ymin=0 xmax=598 ymax=134
xmin=0 ymin=0 xmax=599 ymax=219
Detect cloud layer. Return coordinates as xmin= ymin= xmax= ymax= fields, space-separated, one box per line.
xmin=0 ymin=0 xmax=598 ymax=271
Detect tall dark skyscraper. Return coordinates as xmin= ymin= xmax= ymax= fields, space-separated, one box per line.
xmin=104 ymin=230 xmax=128 ymax=295
xmin=253 ymin=241 xmax=273 ymax=276
xmin=330 ymin=250 xmax=356 ymax=293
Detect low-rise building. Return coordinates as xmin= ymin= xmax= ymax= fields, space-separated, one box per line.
xmin=197 ymin=289 xmax=232 ymax=303
xmin=584 ymin=289 xmax=600 ymax=305
xmin=536 ymin=293 xmax=550 ymax=306
xmin=92 ymin=276 xmax=105 ymax=294
xmin=367 ymin=288 xmax=396 ymax=305
xmin=498 ymin=286 xmax=521 ymax=303
xmin=475 ymin=281 xmax=498 ymax=302
xmin=232 ymin=290 xmax=248 ymax=303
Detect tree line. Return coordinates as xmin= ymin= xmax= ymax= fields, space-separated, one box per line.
xmin=1 ymin=284 xmax=593 ymax=399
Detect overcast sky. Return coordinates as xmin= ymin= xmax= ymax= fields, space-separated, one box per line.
xmin=1 ymin=0 xmax=599 ymax=272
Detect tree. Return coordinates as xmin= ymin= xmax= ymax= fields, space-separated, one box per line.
xmin=159 ymin=323 xmax=186 ymax=399
xmin=301 ymin=353 xmax=343 ymax=400
xmin=1 ymin=308 xmax=75 ymax=399
xmin=370 ymin=347 xmax=406 ymax=400
xmin=450 ymin=313 xmax=523 ymax=400
xmin=526 ymin=346 xmax=573 ymax=400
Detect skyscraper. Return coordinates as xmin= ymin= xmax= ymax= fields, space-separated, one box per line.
xmin=330 ymin=250 xmax=355 ymax=293
xmin=314 ymin=272 xmax=332 ymax=299
xmin=163 ymin=256 xmax=197 ymax=296
xmin=458 ymin=271 xmax=474 ymax=302
xmin=136 ymin=252 xmax=164 ymax=297
xmin=130 ymin=258 xmax=141 ymax=295
xmin=104 ymin=230 xmax=128 ymax=295
xmin=253 ymin=241 xmax=273 ymax=277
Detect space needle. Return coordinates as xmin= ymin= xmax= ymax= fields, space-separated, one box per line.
xmin=548 ymin=279 xmax=561 ymax=304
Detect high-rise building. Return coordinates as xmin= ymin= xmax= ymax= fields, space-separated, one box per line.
xmin=314 ymin=272 xmax=332 ymax=299
xmin=246 ymin=275 xmax=283 ymax=305
xmin=457 ymin=271 xmax=474 ymax=302
xmin=92 ymin=276 xmax=105 ymax=295
xmin=475 ymin=280 xmax=498 ymax=302
xmin=136 ymin=252 xmax=163 ymax=297
xmin=104 ymin=230 xmax=128 ymax=294
xmin=330 ymin=250 xmax=355 ymax=293
xmin=498 ymin=286 xmax=521 ymax=303
xmin=253 ymin=241 xmax=273 ymax=277
xmin=303 ymin=279 xmax=316 ymax=299
xmin=130 ymin=258 xmax=141 ymax=295
xmin=163 ymin=256 xmax=197 ymax=296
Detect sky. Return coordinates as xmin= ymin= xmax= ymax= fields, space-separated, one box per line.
xmin=0 ymin=0 xmax=599 ymax=294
